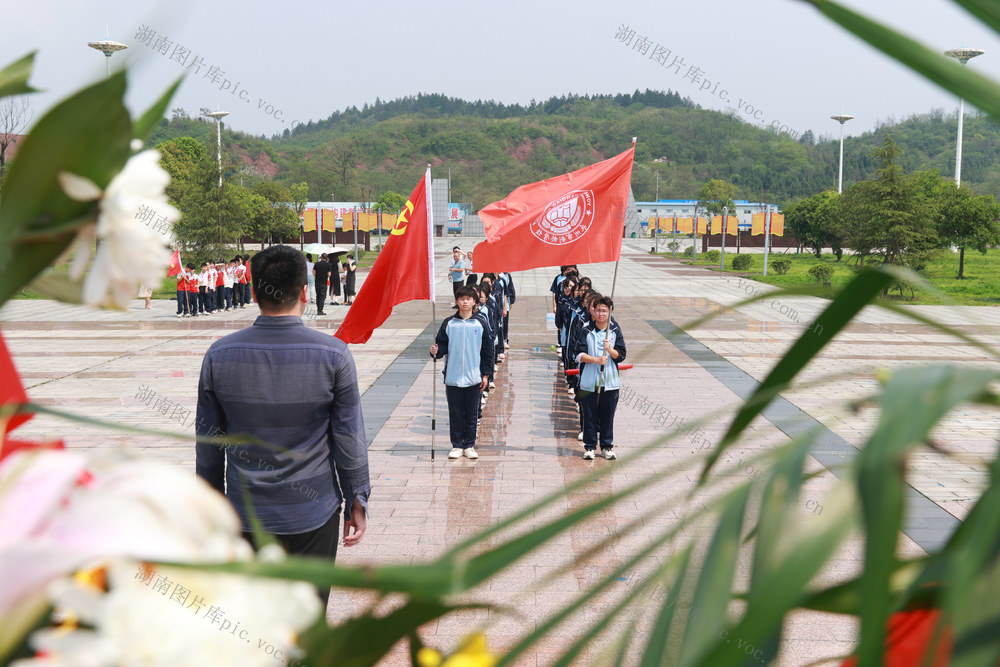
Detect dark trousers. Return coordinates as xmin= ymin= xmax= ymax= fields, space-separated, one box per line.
xmin=243 ymin=283 xmax=251 ymax=305
xmin=176 ymin=290 xmax=188 ymax=315
xmin=452 ymin=281 xmax=463 ymax=300
xmin=581 ymin=388 xmax=619 ymax=451
xmin=198 ymin=286 xmax=208 ymax=313
xmin=446 ymin=384 xmax=481 ymax=448
xmin=223 ymin=287 xmax=232 ymax=309
xmin=316 ymin=288 xmax=327 ymax=314
xmin=206 ymin=288 xmax=215 ymax=312
xmin=215 ymin=287 xmax=224 ymax=311
xmin=466 ymin=274 xmax=478 ymax=286
xmin=242 ymin=510 xmax=340 ymax=606
xmin=503 ymin=313 xmax=510 ymax=343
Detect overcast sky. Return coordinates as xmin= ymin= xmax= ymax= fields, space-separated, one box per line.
xmin=8 ymin=0 xmax=1000 ymax=143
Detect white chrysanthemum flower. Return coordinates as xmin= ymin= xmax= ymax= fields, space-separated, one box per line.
xmin=58 ymin=149 xmax=180 ymax=308
xmin=14 ymin=560 xmax=321 ymax=667
xmin=0 ymin=450 xmax=252 ymax=630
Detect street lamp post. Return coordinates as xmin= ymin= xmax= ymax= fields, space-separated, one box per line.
xmin=203 ymin=111 xmax=230 ymax=188
xmin=87 ymin=39 xmax=127 ymax=79
xmin=831 ymin=114 xmax=854 ymax=194
xmin=945 ymin=47 xmax=985 ymax=186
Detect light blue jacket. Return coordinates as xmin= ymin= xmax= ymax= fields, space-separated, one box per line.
xmin=574 ymin=319 xmax=627 ymax=392
xmin=433 ymin=314 xmax=494 ymax=387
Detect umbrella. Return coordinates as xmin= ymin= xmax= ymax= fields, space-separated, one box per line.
xmin=328 ymin=245 xmax=353 ymax=257
xmin=303 ymin=243 xmax=332 ymax=255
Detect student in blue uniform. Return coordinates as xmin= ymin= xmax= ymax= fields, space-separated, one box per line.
xmin=573 ymin=296 xmax=627 ymax=460
xmin=430 ymin=285 xmax=494 ymax=460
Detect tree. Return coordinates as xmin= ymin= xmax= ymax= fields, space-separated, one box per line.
xmin=250 ymin=181 xmax=300 ymax=246
xmin=937 ymin=182 xmax=1000 ymax=278
xmin=0 ymin=97 xmax=31 ymax=183
xmin=171 ymin=155 xmax=259 ymax=261
xmin=289 ymin=182 xmax=308 ymax=217
xmin=373 ymin=190 xmax=406 ymax=213
xmin=784 ymin=190 xmax=842 ymax=258
xmin=697 ymin=178 xmax=737 ymax=216
xmin=838 ymin=136 xmax=938 ymax=268
xmin=326 ymin=138 xmax=359 ymax=200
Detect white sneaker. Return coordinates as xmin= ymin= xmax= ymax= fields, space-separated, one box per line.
xmin=577 ymin=431 xmax=583 ymax=441
xmin=464 ymin=448 xmax=479 ymax=459
xmin=493 ymin=364 xmax=498 ymax=373
xmin=498 ymin=353 xmax=505 ymax=362
xmin=488 ymin=380 xmax=496 ymax=389
xmin=556 ymin=346 xmax=563 ymax=354
xmin=505 ymin=341 xmax=510 ymax=350
xmin=583 ymin=450 xmax=596 ymax=460
xmin=448 ymin=448 xmax=463 ymax=459
xmin=602 ymin=449 xmax=617 ymax=460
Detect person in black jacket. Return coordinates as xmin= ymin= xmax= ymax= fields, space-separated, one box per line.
xmin=313 ymin=254 xmax=331 ymax=315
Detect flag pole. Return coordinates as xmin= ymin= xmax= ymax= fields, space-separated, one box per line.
xmin=427 ymin=164 xmax=437 ymax=462
xmin=610 ymin=138 xmax=636 ymax=302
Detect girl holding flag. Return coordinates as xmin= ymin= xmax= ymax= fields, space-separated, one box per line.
xmin=573 ymin=296 xmax=626 ymax=460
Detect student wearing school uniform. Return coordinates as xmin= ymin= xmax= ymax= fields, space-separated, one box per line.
xmin=497 ymin=271 xmax=515 ymax=350
xmin=573 ymin=296 xmax=627 ymax=461
xmin=342 ymin=257 xmax=357 ymax=305
xmin=185 ymin=264 xmax=199 ymax=316
xmin=176 ymin=267 xmax=190 ymax=318
xmin=550 ymin=265 xmax=577 ymax=351
xmin=223 ymin=260 xmax=236 ymax=311
xmin=429 ymin=285 xmax=494 ymax=460
xmin=242 ymin=255 xmax=252 ymax=307
xmin=475 ymin=284 xmax=497 ymax=412
xmin=214 ymin=262 xmax=225 ymax=312
xmin=204 ymin=263 xmax=216 ymax=315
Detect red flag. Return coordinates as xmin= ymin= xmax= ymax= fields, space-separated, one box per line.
xmin=473 ymin=146 xmax=635 ymax=272
xmin=334 ymin=169 xmax=435 ymax=344
xmin=0 ymin=329 xmax=64 ymax=462
xmin=167 ymin=250 xmax=182 ymax=277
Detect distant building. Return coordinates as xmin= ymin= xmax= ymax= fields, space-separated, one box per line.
xmin=635 ymin=199 xmax=780 ymax=229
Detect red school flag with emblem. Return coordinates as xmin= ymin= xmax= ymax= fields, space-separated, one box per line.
xmin=334 ymin=168 xmax=435 ymax=344
xmin=472 ymin=145 xmax=635 ymax=272
xmin=166 ymin=249 xmax=182 ymax=277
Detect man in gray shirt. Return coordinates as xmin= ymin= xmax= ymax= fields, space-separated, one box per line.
xmin=196 ymin=245 xmax=370 ymax=603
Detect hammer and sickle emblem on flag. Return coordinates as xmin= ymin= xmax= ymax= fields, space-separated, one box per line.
xmin=391 ymin=200 xmax=414 ymax=236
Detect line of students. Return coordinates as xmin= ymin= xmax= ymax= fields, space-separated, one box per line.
xmin=551 ymin=265 xmax=627 ymax=460
xmin=431 ymin=269 xmax=515 ymax=460
xmin=175 ymin=255 xmax=252 ymax=317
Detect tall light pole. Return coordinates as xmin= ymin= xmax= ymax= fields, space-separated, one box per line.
xmin=945 ymin=47 xmax=985 ymax=186
xmin=831 ymin=114 xmax=854 ymax=194
xmin=87 ymin=39 xmax=128 ymax=79
xmin=203 ymin=111 xmax=230 ymax=187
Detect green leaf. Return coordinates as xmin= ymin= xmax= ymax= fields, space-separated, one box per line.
xmin=702 ymin=269 xmax=895 ymax=481
xmin=297 ymin=599 xmax=475 ymax=667
xmin=639 ymin=547 xmax=694 ymax=667
xmin=133 ymin=77 xmax=182 ymax=142
xmin=0 ymin=70 xmax=131 ymax=296
xmin=0 ymin=53 xmax=37 ymax=100
xmin=678 ymin=486 xmax=751 ymax=666
xmin=952 ymin=0 xmax=1000 ymax=35
xmin=804 ymin=1 xmax=1000 ymax=122
xmin=0 ymin=233 xmax=76 ymax=306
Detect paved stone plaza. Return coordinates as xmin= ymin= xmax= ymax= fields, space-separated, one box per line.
xmin=4 ymin=238 xmax=999 ymax=665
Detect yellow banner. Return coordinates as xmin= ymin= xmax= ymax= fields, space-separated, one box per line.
xmin=751 ymin=212 xmax=766 ymax=235
xmin=676 ymin=217 xmax=693 ymax=234
xmin=711 ymin=215 xmax=739 ymax=235
xmin=342 ymin=211 xmax=353 ymax=232
xmin=321 ymin=209 xmax=337 ymax=232
xmin=302 ymin=208 xmax=317 ymax=233
xmin=380 ymin=213 xmax=397 ymax=231
xmin=770 ymin=213 xmax=785 ymax=236
xmin=357 ymin=212 xmax=378 ymax=231
xmin=696 ymin=217 xmax=707 ymax=234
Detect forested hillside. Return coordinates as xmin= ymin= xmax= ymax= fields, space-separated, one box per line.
xmin=146 ymin=90 xmax=1000 ymax=209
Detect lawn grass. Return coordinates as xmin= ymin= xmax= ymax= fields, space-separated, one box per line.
xmin=656 ymin=247 xmax=1000 ymax=306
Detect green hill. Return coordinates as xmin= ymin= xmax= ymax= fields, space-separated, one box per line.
xmin=147 ymin=90 xmax=1000 ymax=210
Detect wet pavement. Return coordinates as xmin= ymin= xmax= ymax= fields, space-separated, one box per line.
xmin=4 ymin=238 xmax=999 ymax=665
